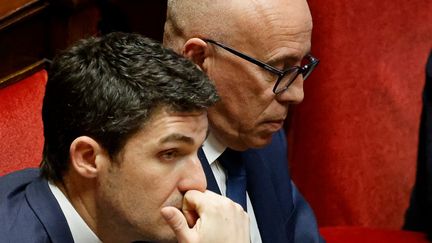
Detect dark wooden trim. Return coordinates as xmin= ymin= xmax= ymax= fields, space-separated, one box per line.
xmin=0 ymin=0 xmax=39 ymax=20
xmin=0 ymin=0 xmax=99 ymax=86
xmin=0 ymin=59 xmax=48 ymax=89
xmin=0 ymin=1 xmax=49 ymax=30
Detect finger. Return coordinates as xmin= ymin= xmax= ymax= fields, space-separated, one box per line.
xmin=182 ymin=190 xmax=230 ymax=225
xmin=161 ymin=206 xmax=194 ymax=242
xmin=182 ymin=190 xmax=219 ymax=212
xmin=181 ymin=190 xmax=205 ymax=226
xmin=181 ymin=190 xmax=250 ymax=243
xmin=183 ymin=206 xmax=199 ymax=227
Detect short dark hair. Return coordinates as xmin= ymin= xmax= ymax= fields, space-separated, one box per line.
xmin=40 ymin=32 xmax=218 ymax=182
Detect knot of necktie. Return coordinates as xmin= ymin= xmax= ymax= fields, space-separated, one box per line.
xmin=218 ymin=148 xmax=247 ymax=211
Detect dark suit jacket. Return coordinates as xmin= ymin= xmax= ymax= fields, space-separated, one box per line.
xmin=1 ymin=131 xmax=323 ymax=243
xmin=0 ymin=169 xmax=74 ymax=243
xmin=198 ymin=130 xmax=324 ymax=243
xmin=404 ymin=51 xmax=432 ymax=240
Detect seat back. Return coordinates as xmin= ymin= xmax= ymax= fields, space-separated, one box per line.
xmin=289 ymin=0 xmax=432 ymax=228
xmin=0 ymin=70 xmax=47 ymax=175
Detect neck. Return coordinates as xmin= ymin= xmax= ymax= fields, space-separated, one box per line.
xmin=56 ymin=174 xmax=102 ymax=239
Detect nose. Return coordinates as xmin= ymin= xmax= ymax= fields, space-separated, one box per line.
xmin=178 ymin=154 xmax=207 ymax=193
xmin=275 ymin=75 xmax=305 ymax=104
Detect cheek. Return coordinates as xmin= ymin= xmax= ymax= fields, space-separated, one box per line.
xmin=128 ymin=172 xmax=177 ymax=208
xmin=214 ymin=64 xmax=273 ymax=105
xmin=101 ymin=170 xmax=180 ymax=230
xmin=213 ymin=73 xmax=257 ymax=113
xmin=135 ymin=164 xmax=186 ymax=205
xmin=103 ymin=166 xmax=167 ymax=209
xmin=209 ymin=62 xmax=276 ymax=126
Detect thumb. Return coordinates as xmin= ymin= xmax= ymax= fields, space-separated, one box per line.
xmin=161 ymin=206 xmax=196 ymax=243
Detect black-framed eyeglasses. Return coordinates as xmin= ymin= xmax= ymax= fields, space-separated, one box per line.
xmin=203 ymin=39 xmax=319 ymax=94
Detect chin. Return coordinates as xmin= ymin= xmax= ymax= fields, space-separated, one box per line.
xmin=143 ymin=232 xmax=176 ymax=243
xmin=134 ymin=223 xmax=176 ymax=243
xmin=158 ymin=238 xmax=177 ymax=243
xmin=250 ymin=139 xmax=273 ymax=148
xmin=155 ymin=226 xmax=177 ymax=243
xmin=245 ymin=134 xmax=274 ymax=149
xmin=232 ymin=131 xmax=274 ymax=150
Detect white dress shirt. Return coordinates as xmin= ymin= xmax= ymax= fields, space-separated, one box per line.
xmin=202 ymin=132 xmax=263 ymax=243
xmin=48 ymin=181 xmax=102 ymax=243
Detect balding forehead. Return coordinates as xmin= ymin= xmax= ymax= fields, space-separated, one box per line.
xmin=166 ymin=0 xmax=312 ymax=42
xmin=166 ymin=0 xmax=235 ymax=39
xmin=233 ymin=0 xmax=312 ymax=32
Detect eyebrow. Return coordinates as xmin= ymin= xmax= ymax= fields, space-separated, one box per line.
xmin=158 ymin=129 xmax=210 ymax=145
xmin=267 ymin=51 xmax=311 ymax=67
xmin=159 ymin=133 xmax=195 ymax=145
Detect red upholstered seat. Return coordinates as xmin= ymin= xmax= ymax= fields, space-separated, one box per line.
xmin=0 ymin=71 xmax=47 ymax=175
xmin=320 ymin=227 xmax=429 ymax=243
xmin=289 ymin=0 xmax=432 ymax=229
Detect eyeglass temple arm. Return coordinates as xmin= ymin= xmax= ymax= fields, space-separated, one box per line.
xmin=203 ymin=39 xmax=284 ymax=76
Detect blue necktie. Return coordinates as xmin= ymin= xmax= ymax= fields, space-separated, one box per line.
xmin=218 ymin=148 xmax=247 ymax=211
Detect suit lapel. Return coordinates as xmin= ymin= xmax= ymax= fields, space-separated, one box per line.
xmin=26 ymin=177 xmax=74 ymax=243
xmin=198 ymin=132 xmax=295 ymax=242
xmin=198 ymin=148 xmax=221 ymax=194
xmin=243 ymin=150 xmax=292 ymax=243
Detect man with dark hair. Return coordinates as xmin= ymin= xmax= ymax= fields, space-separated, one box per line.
xmin=0 ymin=32 xmax=249 ymax=243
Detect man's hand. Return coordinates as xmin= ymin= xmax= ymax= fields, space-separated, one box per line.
xmin=161 ymin=190 xmax=250 ymax=243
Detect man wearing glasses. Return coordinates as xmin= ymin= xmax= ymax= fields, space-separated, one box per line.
xmin=164 ymin=0 xmax=323 ymax=242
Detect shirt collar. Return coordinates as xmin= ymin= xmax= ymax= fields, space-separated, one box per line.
xmin=48 ymin=181 xmax=102 ymax=243
xmin=202 ymin=131 xmax=227 ymax=165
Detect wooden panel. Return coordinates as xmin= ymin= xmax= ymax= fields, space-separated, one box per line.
xmin=0 ymin=1 xmax=49 ymax=86
xmin=99 ymin=0 xmax=167 ymax=41
xmin=0 ymin=0 xmax=38 ymax=19
xmin=0 ymin=0 xmax=100 ymax=86
xmin=49 ymin=4 xmax=100 ymax=55
xmin=0 ymin=0 xmax=48 ymax=31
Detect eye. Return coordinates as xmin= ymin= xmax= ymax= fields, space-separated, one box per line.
xmin=261 ymin=70 xmax=277 ymax=83
xmin=160 ymin=149 xmax=179 ymax=161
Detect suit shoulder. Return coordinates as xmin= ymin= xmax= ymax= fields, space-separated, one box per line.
xmin=0 ymin=168 xmax=40 ymax=195
xmin=0 ymin=168 xmax=41 ymax=212
xmin=0 ymin=168 xmax=41 ymax=208
xmin=0 ymin=169 xmax=53 ymax=242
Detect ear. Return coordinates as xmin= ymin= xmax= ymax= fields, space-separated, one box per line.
xmin=182 ymin=38 xmax=209 ymax=70
xmin=69 ymin=136 xmax=106 ymax=179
